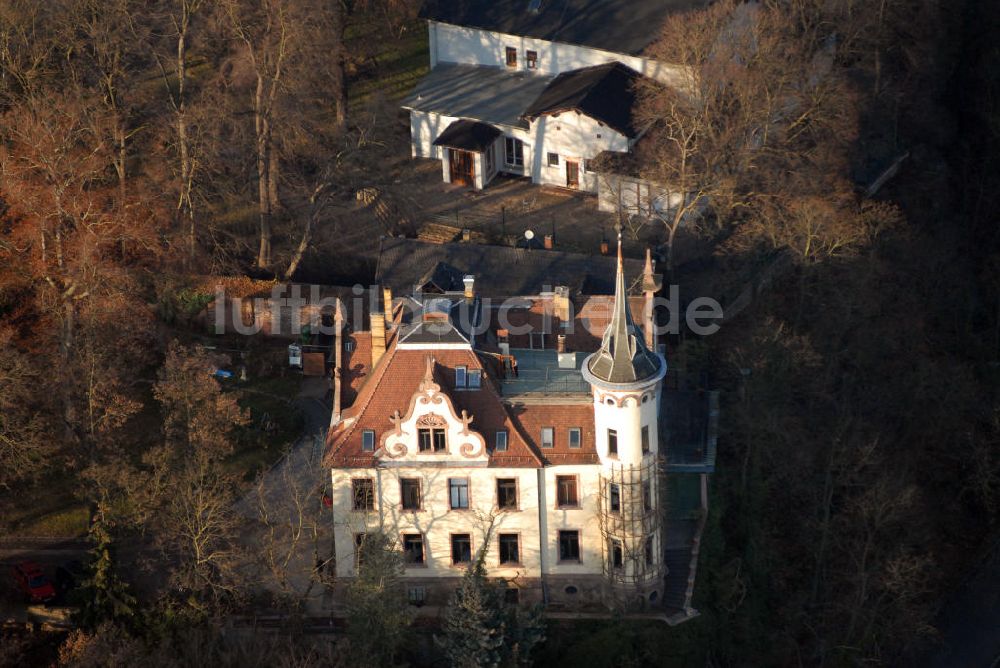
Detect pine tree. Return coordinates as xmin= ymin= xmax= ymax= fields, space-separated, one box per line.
xmin=75 ymin=506 xmax=138 ymax=631
xmin=436 ymin=544 xmax=545 ymax=667
xmin=345 ymin=532 xmax=414 ymax=668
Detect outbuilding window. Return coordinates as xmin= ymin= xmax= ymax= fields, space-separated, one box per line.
xmin=505 ymin=47 xmax=517 ymax=67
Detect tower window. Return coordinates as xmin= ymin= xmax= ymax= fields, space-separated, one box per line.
xmin=608 ymin=429 xmax=618 ymax=457
xmin=541 ymin=427 xmax=554 ymax=448
xmin=609 ymin=483 xmax=621 ymax=513
xmin=568 ymin=428 xmax=581 ymax=448
xmin=645 ymin=536 xmax=655 ymax=565
xmin=610 ymin=538 xmax=623 ymax=569
xmin=643 ymin=481 xmax=652 ymax=512
xmin=559 ymin=530 xmax=581 ymax=562
xmin=641 ymin=425 xmax=650 ymax=454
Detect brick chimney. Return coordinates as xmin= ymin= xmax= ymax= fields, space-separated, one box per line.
xmin=370 ymin=311 xmax=386 ymax=367
xmin=382 ymin=286 xmax=393 ymax=328
xmin=463 ymin=275 xmax=475 ymax=303
xmin=553 ymin=286 xmax=571 ymax=322
xmin=543 ymin=234 xmax=553 ymax=249
xmin=556 ymin=333 xmax=566 ymax=353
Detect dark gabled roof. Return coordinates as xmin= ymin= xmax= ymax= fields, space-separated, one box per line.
xmin=401 ymin=63 xmax=554 ymax=129
xmin=433 ymin=119 xmax=503 ymax=152
xmin=376 ymin=237 xmax=651 ymax=297
xmin=523 ymin=62 xmax=643 ymax=137
xmin=417 ymin=261 xmax=466 ymax=293
xmin=422 ymin=0 xmax=706 ymax=56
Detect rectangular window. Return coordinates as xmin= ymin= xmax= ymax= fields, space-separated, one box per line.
xmin=641 ymin=425 xmax=650 ymax=454
xmin=433 ymin=429 xmax=447 ymax=452
xmin=456 ymin=366 xmax=467 ymax=387
xmin=505 ymin=137 xmax=524 ymax=167
xmin=505 ymin=46 xmax=517 ymax=67
xmin=495 ymin=430 xmax=508 ymax=452
xmin=408 ymin=586 xmax=426 ymax=605
xmin=608 ymin=429 xmax=618 ymax=457
xmin=568 ymin=428 xmax=581 ymax=448
xmin=451 ymin=533 xmax=472 ymax=564
xmin=643 ymin=481 xmax=652 ymax=512
xmin=541 ymin=427 xmax=554 ymax=448
xmin=547 ymin=152 xmax=559 ymax=167
xmin=526 ymin=50 xmax=538 ymax=69
xmin=499 ymin=533 xmax=520 ymax=565
xmin=559 ymin=530 xmax=581 ymax=562
xmin=467 ymin=369 xmax=482 ymax=388
xmin=497 ymin=478 xmax=518 ymax=509
xmin=609 ymin=483 xmax=621 ymax=513
xmin=403 ymin=534 xmax=425 ymax=565
xmin=362 ymin=429 xmax=375 ymax=452
xmin=420 ymin=428 xmax=447 ymax=452
xmin=401 ymin=478 xmax=421 ymax=510
xmin=556 ymin=475 xmax=578 ymax=508
xmin=645 ymin=536 xmax=655 ymax=565
xmin=449 ymin=478 xmax=470 ymax=510
xmin=610 ymin=538 xmax=623 ymax=569
xmin=352 ymin=478 xmax=375 ymax=511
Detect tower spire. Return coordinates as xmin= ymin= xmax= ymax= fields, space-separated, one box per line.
xmin=586 ymin=227 xmax=660 ymax=384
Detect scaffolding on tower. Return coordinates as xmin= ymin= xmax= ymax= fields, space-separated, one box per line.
xmin=597 ymin=456 xmax=665 ymax=610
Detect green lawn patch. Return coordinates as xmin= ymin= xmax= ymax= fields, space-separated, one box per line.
xmin=12 ymin=504 xmax=90 ymax=538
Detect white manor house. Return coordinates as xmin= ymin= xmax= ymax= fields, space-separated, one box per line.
xmin=402 ymin=0 xmax=697 ymax=211
xmin=324 ymin=237 xmax=716 ymax=616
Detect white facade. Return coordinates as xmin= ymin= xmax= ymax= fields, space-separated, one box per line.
xmin=406 ymin=19 xmax=687 ymax=194
xmin=428 ymin=21 xmax=688 ymax=88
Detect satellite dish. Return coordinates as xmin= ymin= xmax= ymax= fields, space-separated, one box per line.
xmin=524 ymin=229 xmax=535 ymax=240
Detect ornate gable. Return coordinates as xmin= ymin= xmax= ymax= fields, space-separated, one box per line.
xmin=378 ymin=356 xmax=488 ymax=463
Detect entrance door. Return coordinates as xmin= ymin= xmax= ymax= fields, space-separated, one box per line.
xmin=566 ymin=160 xmax=580 ymax=188
xmin=449 ymin=149 xmax=475 ymax=187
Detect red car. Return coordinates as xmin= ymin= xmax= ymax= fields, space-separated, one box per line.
xmin=11 ymin=561 xmax=56 ymax=603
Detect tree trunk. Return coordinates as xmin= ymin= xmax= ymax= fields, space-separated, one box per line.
xmin=331 ymin=0 xmax=348 ymax=129
xmin=255 ymin=75 xmax=272 ymax=269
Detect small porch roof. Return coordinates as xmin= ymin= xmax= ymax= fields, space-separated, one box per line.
xmin=433 ymin=119 xmax=503 ymax=152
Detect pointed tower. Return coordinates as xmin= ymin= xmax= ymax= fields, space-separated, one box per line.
xmin=581 ymin=229 xmax=667 ymax=608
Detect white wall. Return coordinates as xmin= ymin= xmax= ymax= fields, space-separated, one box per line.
xmin=525 ymin=115 xmax=629 ymax=193
xmin=429 ymin=21 xmax=690 ymax=88
xmin=410 ymin=110 xmax=460 ymax=160
xmin=540 ymin=464 xmax=605 ymax=576
xmin=593 ymin=385 xmax=661 ymax=468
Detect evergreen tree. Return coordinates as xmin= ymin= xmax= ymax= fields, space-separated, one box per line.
xmin=436 ymin=544 xmax=545 ymax=667
xmin=345 ymin=532 xmax=414 ymax=668
xmin=75 ymin=506 xmax=138 ymax=631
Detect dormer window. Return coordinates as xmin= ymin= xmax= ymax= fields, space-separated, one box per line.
xmin=468 ymin=369 xmax=481 ymax=388
xmin=456 ymin=366 xmax=467 ymax=387
xmin=495 ymin=430 xmax=508 ymax=452
xmin=418 ymin=428 xmax=447 ymax=453
xmin=505 ymin=47 xmax=517 ymax=68
xmin=362 ymin=430 xmax=375 ymax=452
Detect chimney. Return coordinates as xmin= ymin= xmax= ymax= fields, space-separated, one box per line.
xmin=543 ymin=234 xmax=553 ymax=250
xmin=463 ymin=275 xmax=475 ymax=303
xmin=462 ymin=228 xmax=471 ymax=242
xmin=641 ymin=248 xmax=659 ymax=350
xmin=553 ymin=286 xmax=571 ymax=322
xmin=556 ymin=333 xmax=566 ymax=353
xmin=382 ymin=286 xmax=393 ymax=327
xmin=370 ymin=311 xmax=386 ymax=367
